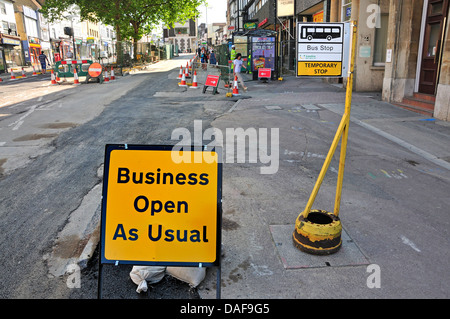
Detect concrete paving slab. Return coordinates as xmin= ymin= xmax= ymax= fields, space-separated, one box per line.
xmin=269 ymin=225 xmax=370 ymax=269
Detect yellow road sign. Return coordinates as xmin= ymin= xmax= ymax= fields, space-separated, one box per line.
xmin=297 ymin=61 xmax=342 ymax=76
xmin=100 ymin=145 xmax=222 ymax=266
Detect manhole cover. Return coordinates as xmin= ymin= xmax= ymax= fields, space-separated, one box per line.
xmin=269 ymin=224 xmax=369 ymax=269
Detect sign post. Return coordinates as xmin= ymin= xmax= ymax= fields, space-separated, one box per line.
xmin=292 ymin=22 xmax=358 ymax=255
xmin=98 ymin=144 xmax=222 ymax=298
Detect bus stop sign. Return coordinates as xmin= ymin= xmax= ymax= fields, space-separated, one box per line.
xmin=297 ymin=23 xmax=349 ymax=77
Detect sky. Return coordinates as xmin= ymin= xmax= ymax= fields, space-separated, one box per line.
xmin=197 ymin=1 xmax=227 ymax=25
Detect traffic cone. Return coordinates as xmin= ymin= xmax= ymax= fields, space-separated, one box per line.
xmin=0 ymin=77 xmax=3 ymax=83
xmin=50 ymin=70 xmax=57 ymax=85
xmin=32 ymin=65 xmax=38 ymax=76
xmin=10 ymin=69 xmax=16 ymax=81
xmin=73 ymin=67 xmax=80 ymax=85
xmin=179 ymin=71 xmax=187 ymax=87
xmin=21 ymin=67 xmax=26 ymax=78
xmin=56 ymin=71 xmax=61 ymax=82
xmin=232 ymin=76 xmax=240 ymax=96
xmin=190 ymin=71 xmax=198 ymax=89
xmin=185 ymin=62 xmax=190 ymax=78
xmin=178 ymin=65 xmax=183 ymax=79
xmin=110 ymin=67 xmax=116 ymax=81
xmin=104 ymin=70 xmax=109 ymax=83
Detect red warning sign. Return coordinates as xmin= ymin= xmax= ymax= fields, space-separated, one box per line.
xmin=258 ymin=68 xmax=271 ymax=78
xmin=204 ymin=75 xmax=220 ymax=87
xmin=88 ymin=63 xmax=103 ymax=78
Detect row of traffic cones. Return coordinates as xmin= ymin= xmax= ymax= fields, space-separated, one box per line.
xmin=176 ymin=58 xmax=241 ymax=95
xmin=178 ymin=58 xmax=199 ymax=88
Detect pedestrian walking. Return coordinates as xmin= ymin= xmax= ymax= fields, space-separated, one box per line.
xmin=233 ymin=53 xmax=247 ymax=91
xmin=201 ymin=48 xmax=207 ymax=70
xmin=38 ymin=52 xmax=50 ymax=74
xmin=209 ymin=49 xmax=217 ymax=66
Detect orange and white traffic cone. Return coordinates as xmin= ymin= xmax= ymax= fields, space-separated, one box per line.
xmin=73 ymin=67 xmax=80 ymax=85
xmin=10 ymin=69 xmax=16 ymax=81
xmin=190 ymin=71 xmax=198 ymax=89
xmin=56 ymin=71 xmax=61 ymax=82
xmin=21 ymin=67 xmax=26 ymax=78
xmin=178 ymin=65 xmax=183 ymax=79
xmin=185 ymin=62 xmax=190 ymax=78
xmin=110 ymin=67 xmax=116 ymax=81
xmin=179 ymin=71 xmax=187 ymax=87
xmin=50 ymin=70 xmax=57 ymax=85
xmin=104 ymin=70 xmax=109 ymax=83
xmin=232 ymin=76 xmax=240 ymax=96
xmin=32 ymin=65 xmax=38 ymax=76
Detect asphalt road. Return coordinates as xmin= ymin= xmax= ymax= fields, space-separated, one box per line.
xmin=0 ymin=55 xmax=232 ymax=298
xmin=1 ymin=55 xmax=450 ymax=301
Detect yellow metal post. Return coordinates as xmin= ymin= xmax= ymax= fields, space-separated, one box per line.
xmin=334 ymin=21 xmax=357 ymax=217
xmin=298 ymin=21 xmax=358 ymax=220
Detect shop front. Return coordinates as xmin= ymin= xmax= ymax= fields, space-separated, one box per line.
xmin=0 ymin=35 xmax=23 ymax=73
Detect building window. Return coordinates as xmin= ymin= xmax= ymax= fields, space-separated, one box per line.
xmin=373 ymin=14 xmax=389 ymax=66
xmin=0 ymin=2 xmax=6 ymax=15
xmin=174 ymin=27 xmax=188 ymax=35
xmin=342 ymin=0 xmax=352 ymax=22
xmin=9 ymin=22 xmax=16 ymax=36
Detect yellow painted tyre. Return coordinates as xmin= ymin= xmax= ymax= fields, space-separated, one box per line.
xmin=293 ymin=210 xmax=342 ymax=255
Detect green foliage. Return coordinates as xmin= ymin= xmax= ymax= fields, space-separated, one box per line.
xmin=41 ymin=0 xmax=206 ymax=41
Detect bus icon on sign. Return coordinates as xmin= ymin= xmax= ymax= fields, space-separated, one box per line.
xmin=301 ymin=26 xmax=341 ymax=41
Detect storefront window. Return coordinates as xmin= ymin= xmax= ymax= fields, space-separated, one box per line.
xmin=373 ymin=14 xmax=389 ymax=66
xmin=3 ymin=45 xmax=23 ymax=68
xmin=342 ymin=0 xmax=352 ymax=22
xmin=0 ymin=49 xmax=5 ymax=72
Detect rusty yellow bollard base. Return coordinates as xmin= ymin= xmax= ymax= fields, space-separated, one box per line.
xmin=292 ymin=210 xmax=342 ymax=255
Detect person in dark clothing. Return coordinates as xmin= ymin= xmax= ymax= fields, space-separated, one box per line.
xmin=38 ymin=52 xmax=50 ymax=74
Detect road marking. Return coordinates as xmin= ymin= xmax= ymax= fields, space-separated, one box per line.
xmin=352 ymin=118 xmax=450 ymax=171
xmin=400 ymin=235 xmax=421 ymax=252
xmin=8 ymin=105 xmax=38 ymax=131
xmin=0 ymin=142 xmax=6 ymax=147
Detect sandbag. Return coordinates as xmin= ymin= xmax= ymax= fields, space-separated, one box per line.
xmin=129 ymin=266 xmax=166 ymax=293
xmin=166 ymin=266 xmax=206 ymax=288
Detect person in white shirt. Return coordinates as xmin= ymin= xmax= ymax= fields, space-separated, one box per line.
xmin=233 ymin=53 xmax=248 ymax=91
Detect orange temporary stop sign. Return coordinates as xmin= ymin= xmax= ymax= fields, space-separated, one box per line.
xmin=88 ymin=63 xmax=103 ymax=78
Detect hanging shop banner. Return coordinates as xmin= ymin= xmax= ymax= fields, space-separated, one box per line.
xmin=277 ymin=0 xmax=295 ymax=17
xmin=100 ymin=144 xmax=222 ymax=267
xmin=297 ymin=23 xmax=348 ymax=77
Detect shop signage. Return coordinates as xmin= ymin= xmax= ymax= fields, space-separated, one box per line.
xmin=258 ymin=18 xmax=268 ymax=28
xmin=2 ymin=38 xmax=21 ymax=46
xmin=244 ymin=22 xmax=257 ymax=30
xmin=277 ymin=0 xmax=294 ymax=17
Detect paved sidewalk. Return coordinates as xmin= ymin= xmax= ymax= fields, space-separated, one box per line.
xmin=173 ymin=71 xmax=450 ymax=298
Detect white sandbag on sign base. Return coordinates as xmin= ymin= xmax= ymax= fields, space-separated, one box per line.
xmin=166 ymin=266 xmax=206 ymax=288
xmin=129 ymin=266 xmax=166 ymax=293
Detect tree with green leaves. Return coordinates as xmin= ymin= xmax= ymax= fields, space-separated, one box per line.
xmin=41 ymin=0 xmax=205 ymax=63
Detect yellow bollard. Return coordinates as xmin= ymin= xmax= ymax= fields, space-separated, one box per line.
xmin=293 ymin=21 xmax=358 ymax=255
